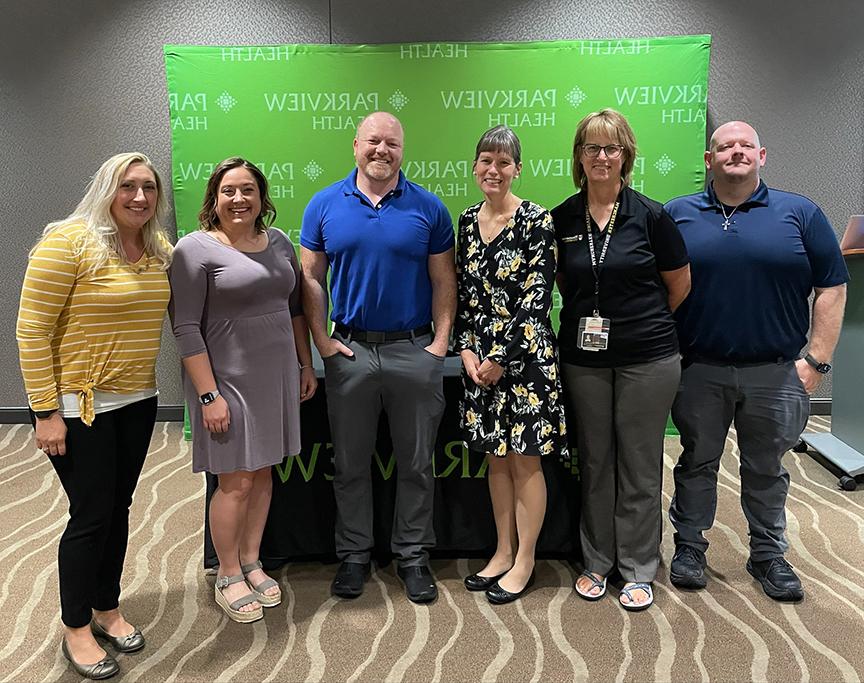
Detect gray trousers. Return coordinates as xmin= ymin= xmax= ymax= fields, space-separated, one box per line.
xmin=562 ymin=353 xmax=681 ymax=582
xmin=324 ymin=330 xmax=445 ymax=567
xmin=669 ymin=360 xmax=809 ymax=561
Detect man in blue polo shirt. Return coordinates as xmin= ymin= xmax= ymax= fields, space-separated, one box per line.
xmin=665 ymin=120 xmax=848 ymax=602
xmin=300 ymin=111 xmax=456 ymax=603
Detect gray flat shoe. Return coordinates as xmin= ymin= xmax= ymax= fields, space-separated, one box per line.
xmin=91 ymin=619 xmax=145 ymax=653
xmin=61 ymin=638 xmax=119 ymax=680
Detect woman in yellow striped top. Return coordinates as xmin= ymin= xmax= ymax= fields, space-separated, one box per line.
xmin=16 ymin=152 xmax=171 ymax=680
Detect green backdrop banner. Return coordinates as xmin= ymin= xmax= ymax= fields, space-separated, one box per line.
xmin=164 ymin=36 xmax=711 ymax=257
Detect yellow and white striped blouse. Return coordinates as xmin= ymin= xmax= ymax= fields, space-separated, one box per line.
xmin=16 ymin=222 xmax=171 ymax=425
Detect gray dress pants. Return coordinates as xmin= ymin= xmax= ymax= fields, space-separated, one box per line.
xmin=669 ymin=360 xmax=809 ymax=561
xmin=562 ymin=353 xmax=681 ymax=582
xmin=323 ymin=330 xmax=445 ymax=567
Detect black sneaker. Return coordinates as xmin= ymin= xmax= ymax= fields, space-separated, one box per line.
xmin=397 ymin=565 xmax=438 ymax=603
xmin=670 ymin=545 xmax=707 ymax=589
xmin=747 ymin=557 xmax=804 ymax=602
xmin=330 ymin=561 xmax=370 ymax=599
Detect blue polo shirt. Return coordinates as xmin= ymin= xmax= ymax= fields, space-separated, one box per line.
xmin=665 ymin=181 xmax=849 ymax=363
xmin=301 ymin=169 xmax=454 ymax=331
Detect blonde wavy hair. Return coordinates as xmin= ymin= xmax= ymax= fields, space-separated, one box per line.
xmin=32 ymin=152 xmax=172 ymax=273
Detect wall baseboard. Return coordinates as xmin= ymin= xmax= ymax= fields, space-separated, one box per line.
xmin=0 ymin=400 xmax=833 ymax=424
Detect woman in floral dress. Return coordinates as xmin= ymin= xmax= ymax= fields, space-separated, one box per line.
xmin=454 ymin=125 xmax=568 ymax=604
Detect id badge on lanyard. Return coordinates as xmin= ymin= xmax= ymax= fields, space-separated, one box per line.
xmin=576 ymin=200 xmax=619 ymax=352
xmin=577 ymin=313 xmax=610 ymax=351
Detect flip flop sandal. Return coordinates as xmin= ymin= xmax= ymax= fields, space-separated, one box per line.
xmin=619 ymin=582 xmax=654 ymax=611
xmin=215 ymin=574 xmax=264 ymax=623
xmin=575 ymin=570 xmax=607 ymax=601
xmin=241 ymin=560 xmax=282 ymax=607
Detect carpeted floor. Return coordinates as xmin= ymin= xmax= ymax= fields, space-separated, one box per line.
xmin=1 ymin=416 xmax=862 ymax=682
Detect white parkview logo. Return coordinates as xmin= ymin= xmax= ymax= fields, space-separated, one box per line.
xmin=654 ymin=154 xmax=676 ymax=176
xmin=216 ymin=92 xmax=237 ymax=113
xmin=565 ymin=86 xmax=587 ymax=108
xmin=304 ymin=161 xmax=324 ymax=181
xmin=388 ymin=90 xmax=409 ymax=112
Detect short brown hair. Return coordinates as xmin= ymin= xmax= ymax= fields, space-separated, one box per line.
xmin=198 ymin=157 xmax=276 ymax=234
xmin=571 ymin=109 xmax=638 ymax=192
xmin=474 ymin=125 xmax=522 ymax=165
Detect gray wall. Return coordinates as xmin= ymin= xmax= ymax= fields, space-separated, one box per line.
xmin=2 ymin=0 xmax=862 ymax=407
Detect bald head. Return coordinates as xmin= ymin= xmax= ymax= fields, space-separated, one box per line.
xmin=709 ymin=121 xmax=761 ymax=151
xmin=705 ymin=120 xmax=766 ymax=198
xmin=353 ymin=111 xmax=404 ymax=189
xmin=356 ymin=111 xmax=403 ymax=140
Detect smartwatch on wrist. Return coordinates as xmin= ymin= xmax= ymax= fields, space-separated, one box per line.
xmin=33 ymin=409 xmax=58 ymax=419
xmin=199 ymin=389 xmax=220 ymax=405
xmin=804 ymin=353 xmax=831 ymax=374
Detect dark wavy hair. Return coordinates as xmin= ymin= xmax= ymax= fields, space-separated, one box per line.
xmin=198 ymin=157 xmax=276 ymax=234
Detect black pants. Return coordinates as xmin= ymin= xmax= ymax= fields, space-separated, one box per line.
xmin=37 ymin=397 xmax=157 ymax=628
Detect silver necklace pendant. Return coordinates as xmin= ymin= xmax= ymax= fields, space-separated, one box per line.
xmin=720 ymin=204 xmax=737 ymax=231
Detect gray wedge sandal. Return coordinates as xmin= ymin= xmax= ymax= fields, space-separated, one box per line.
xmin=241 ymin=560 xmax=282 ymax=607
xmin=214 ymin=574 xmax=264 ymax=623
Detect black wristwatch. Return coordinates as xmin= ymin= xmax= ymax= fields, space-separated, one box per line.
xmin=33 ymin=409 xmax=58 ymax=419
xmin=199 ymin=390 xmax=220 ymax=405
xmin=804 ymin=353 xmax=832 ymax=374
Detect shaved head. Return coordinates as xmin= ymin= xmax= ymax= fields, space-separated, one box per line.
xmin=705 ymin=120 xmax=766 ymax=201
xmin=709 ymin=121 xmax=761 ymax=151
xmin=356 ymin=111 xmax=403 ymax=139
xmin=353 ymin=111 xmax=404 ymax=189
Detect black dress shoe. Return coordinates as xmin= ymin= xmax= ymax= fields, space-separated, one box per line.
xmin=91 ymin=620 xmax=145 ymax=653
xmin=747 ymin=557 xmax=804 ymax=602
xmin=331 ymin=561 xmax=370 ymax=598
xmin=397 ymin=565 xmax=438 ymax=603
xmin=464 ymin=570 xmax=509 ymax=592
xmin=670 ymin=545 xmax=707 ymax=590
xmin=485 ymin=572 xmax=535 ymax=605
xmin=62 ymin=639 xmax=119 ymax=680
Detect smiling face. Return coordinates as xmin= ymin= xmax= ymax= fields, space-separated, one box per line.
xmin=580 ymin=133 xmax=624 ymax=187
xmin=473 ymin=149 xmax=521 ymax=199
xmin=706 ymin=121 xmax=766 ymax=186
xmin=215 ymin=167 xmax=262 ymax=230
xmin=353 ymin=113 xmax=404 ymax=186
xmin=110 ymin=162 xmax=158 ymax=233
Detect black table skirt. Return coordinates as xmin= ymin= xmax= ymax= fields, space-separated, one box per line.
xmin=204 ymin=377 xmax=581 ymax=569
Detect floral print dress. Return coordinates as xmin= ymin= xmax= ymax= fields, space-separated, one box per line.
xmin=454 ymin=200 xmax=568 ymax=458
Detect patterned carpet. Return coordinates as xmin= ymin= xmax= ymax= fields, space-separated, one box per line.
xmin=0 ymin=416 xmax=862 ymax=682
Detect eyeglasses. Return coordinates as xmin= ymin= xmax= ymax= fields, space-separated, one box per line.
xmin=582 ymin=144 xmax=624 ymax=159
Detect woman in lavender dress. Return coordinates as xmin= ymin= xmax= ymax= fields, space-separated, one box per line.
xmin=170 ymin=158 xmax=316 ymax=623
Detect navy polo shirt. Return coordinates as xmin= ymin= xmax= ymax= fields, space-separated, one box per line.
xmin=301 ymin=169 xmax=454 ymax=331
xmin=665 ymin=181 xmax=849 ymax=363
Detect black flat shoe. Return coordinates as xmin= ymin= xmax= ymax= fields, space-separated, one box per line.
xmin=397 ymin=565 xmax=438 ymax=603
xmin=464 ymin=570 xmax=509 ymax=592
xmin=91 ymin=620 xmax=145 ymax=653
xmin=61 ymin=639 xmax=119 ymax=680
xmin=331 ymin=561 xmax=371 ymax=599
xmin=485 ymin=572 xmax=535 ymax=605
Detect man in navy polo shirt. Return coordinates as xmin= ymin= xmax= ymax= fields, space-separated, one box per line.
xmin=301 ymin=111 xmax=456 ymax=603
xmin=665 ymin=120 xmax=847 ymax=602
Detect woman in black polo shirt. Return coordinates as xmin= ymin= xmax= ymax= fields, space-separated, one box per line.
xmin=553 ymin=109 xmax=690 ymax=611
